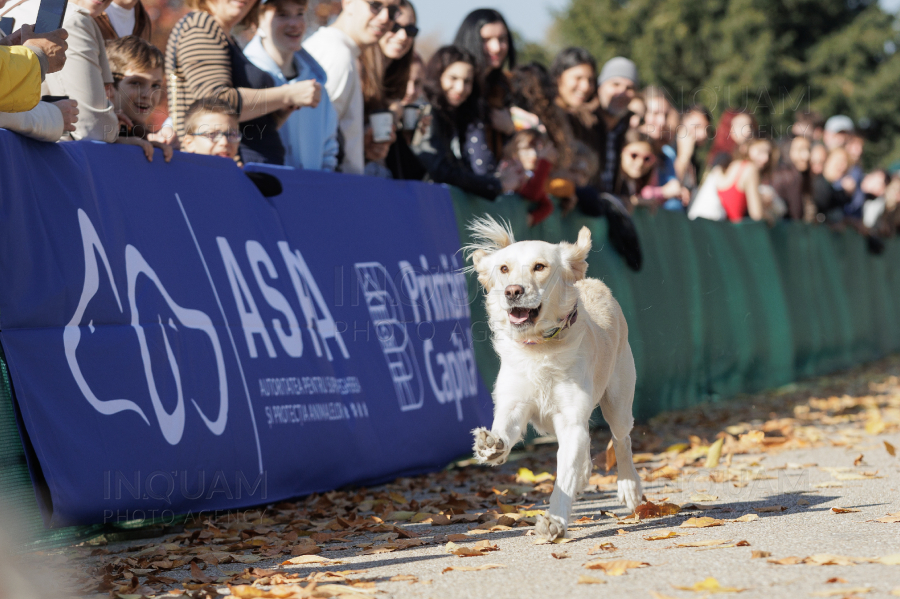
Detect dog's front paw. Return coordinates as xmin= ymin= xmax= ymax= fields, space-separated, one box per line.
xmin=535 ymin=512 xmax=567 ymax=541
xmin=472 ymin=427 xmax=509 ymax=465
xmin=617 ymin=478 xmax=643 ymax=512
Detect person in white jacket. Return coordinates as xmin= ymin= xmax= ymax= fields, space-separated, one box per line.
xmin=0 ymin=99 xmax=78 ymax=142
xmin=244 ymin=0 xmax=338 ymax=171
xmin=303 ymin=0 xmax=400 ymax=174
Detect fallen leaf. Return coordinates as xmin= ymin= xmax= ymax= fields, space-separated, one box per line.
xmin=551 ymin=551 xmax=571 ymax=559
xmin=768 ymin=556 xmax=804 ymax=565
xmin=812 ymin=588 xmax=871 ymax=597
xmin=447 ymin=534 xmax=468 ymax=542
xmin=752 ymin=551 xmax=771 ymax=558
xmin=827 ymin=578 xmax=849 ymax=584
xmin=442 ymin=564 xmax=505 ymax=573
xmin=705 ymin=437 xmax=725 ymax=468
xmin=690 ymin=493 xmax=719 ymax=502
xmin=446 ymin=540 xmax=499 ymax=557
xmin=815 ymin=482 xmax=844 ymax=488
xmin=754 ymin=506 xmax=787 ymax=513
xmin=649 ymin=592 xmax=681 ymax=599
xmin=606 ymin=439 xmax=617 ymax=472
xmin=853 ymin=454 xmax=864 ymax=467
xmin=617 ymin=529 xmax=629 ymax=535
xmin=583 ymin=559 xmax=650 ymax=576
xmin=674 ymin=539 xmax=731 ymax=548
xmin=891 ymin=588 xmax=900 ymax=596
xmin=588 ymin=542 xmax=617 ymax=554
xmin=290 ymin=544 xmax=322 ymax=556
xmin=804 ymin=554 xmax=859 ymax=566
xmin=680 ymin=517 xmax=724 ymax=528
xmin=874 ymin=512 xmax=900 ymax=523
xmin=886 ymin=441 xmax=896 ymax=457
xmin=389 ymin=575 xmax=418 ymax=583
xmin=872 ymin=554 xmax=900 ymax=565
xmin=629 ymin=501 xmax=681 ymax=519
xmin=516 ymin=468 xmax=554 ymax=484
xmin=578 ymin=575 xmax=606 ymax=585
xmin=386 ymin=511 xmax=415 ymax=521
xmin=730 ymin=514 xmax=759 ymax=523
xmin=281 ymin=555 xmax=332 ymax=565
xmin=674 ymin=576 xmax=746 ymax=593
xmin=644 ymin=532 xmax=678 ymax=541
xmin=831 ymin=507 xmax=861 ymax=514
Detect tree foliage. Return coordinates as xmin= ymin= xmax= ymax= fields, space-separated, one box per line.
xmin=551 ymin=0 xmax=900 ymax=167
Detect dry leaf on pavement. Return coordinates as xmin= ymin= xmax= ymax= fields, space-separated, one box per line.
xmin=588 ymin=542 xmax=618 ymax=554
xmin=754 ymin=506 xmax=787 ymax=513
xmin=628 ymin=501 xmax=682 ymax=519
xmin=812 ymin=588 xmax=871 ymax=597
xmin=730 ymin=514 xmax=760 ymax=523
xmin=674 ymin=539 xmax=732 ymax=548
xmin=680 ymin=517 xmax=724 ymax=528
xmin=281 ymin=555 xmax=333 ymax=566
xmin=853 ymin=454 xmax=864 ymax=467
xmin=551 ymin=551 xmax=571 ymax=559
xmin=751 ymin=551 xmax=771 ymax=558
xmin=886 ymin=441 xmax=896 ymax=456
xmin=446 ymin=540 xmax=498 ymax=557
xmin=606 ymin=439 xmax=617 ymax=472
xmin=645 ymin=531 xmax=679 ymax=541
xmin=583 ymin=559 xmax=650 ymax=575
xmin=705 ymin=437 xmax=725 ymax=468
xmin=690 ymin=493 xmax=719 ymax=502
xmin=578 ymin=575 xmax=606 ymax=584
xmin=874 ymin=512 xmax=900 ymax=523
xmin=768 ymin=556 xmax=804 ymax=565
xmin=533 ymin=537 xmax=573 ymax=545
xmin=831 ymin=507 xmax=861 ymax=514
xmin=674 ymin=577 xmax=746 ymax=593
xmin=442 ymin=564 xmax=505 ymax=573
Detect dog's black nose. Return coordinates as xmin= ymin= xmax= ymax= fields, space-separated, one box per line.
xmin=505 ymin=285 xmax=524 ymax=300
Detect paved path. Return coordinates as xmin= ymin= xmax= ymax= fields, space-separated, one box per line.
xmin=20 ymin=357 xmax=900 ymax=598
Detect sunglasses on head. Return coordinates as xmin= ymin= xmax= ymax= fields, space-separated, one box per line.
xmin=629 ymin=152 xmax=654 ymax=163
xmin=365 ymin=0 xmax=400 ymax=20
xmin=391 ymin=22 xmax=418 ymax=37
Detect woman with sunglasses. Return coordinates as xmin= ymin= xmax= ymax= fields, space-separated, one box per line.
xmin=358 ymin=0 xmax=419 ymax=178
xmin=615 ymin=129 xmax=682 ymax=211
xmin=304 ymin=0 xmax=401 ymax=174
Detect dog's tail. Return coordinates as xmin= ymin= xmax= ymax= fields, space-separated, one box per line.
xmin=461 ymin=216 xmax=516 ymax=271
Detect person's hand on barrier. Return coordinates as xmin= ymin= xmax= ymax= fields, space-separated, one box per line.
xmin=52 ymin=99 xmax=78 ymax=133
xmin=148 ymin=124 xmax=180 ymax=149
xmin=18 ymin=25 xmax=68 ymax=74
xmin=115 ymin=109 xmax=134 ymax=130
xmin=288 ymin=79 xmax=321 ymax=109
xmin=115 ymin=136 xmax=171 ymax=163
xmin=150 ymin=139 xmax=173 ymax=162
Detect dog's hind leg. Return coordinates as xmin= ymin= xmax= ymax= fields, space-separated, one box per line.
xmin=600 ymin=344 xmax=643 ymax=511
xmin=536 ymin=397 xmax=592 ymax=541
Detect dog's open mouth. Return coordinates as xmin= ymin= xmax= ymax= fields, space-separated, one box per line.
xmin=508 ymin=305 xmax=540 ymax=326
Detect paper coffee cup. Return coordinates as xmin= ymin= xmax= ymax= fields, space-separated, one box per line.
xmin=402 ymin=105 xmax=421 ymax=131
xmin=370 ymin=112 xmax=394 ymax=142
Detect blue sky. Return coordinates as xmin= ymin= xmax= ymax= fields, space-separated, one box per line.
xmin=417 ymin=0 xmax=900 ymax=45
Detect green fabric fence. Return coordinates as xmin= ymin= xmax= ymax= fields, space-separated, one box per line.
xmin=451 ymin=188 xmax=900 ymax=421
xmin=2 ymin=187 xmax=898 ymax=548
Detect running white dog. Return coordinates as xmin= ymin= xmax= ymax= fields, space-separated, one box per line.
xmin=464 ymin=217 xmax=643 ymax=541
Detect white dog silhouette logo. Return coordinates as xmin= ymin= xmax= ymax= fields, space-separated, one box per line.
xmin=64 ymin=209 xmax=228 ymax=445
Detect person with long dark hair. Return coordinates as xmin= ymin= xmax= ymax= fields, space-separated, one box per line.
xmin=453 ymin=9 xmax=517 ymax=173
xmin=411 ymin=45 xmax=523 ymax=200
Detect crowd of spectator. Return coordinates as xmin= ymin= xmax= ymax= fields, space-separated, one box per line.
xmin=3 ymin=0 xmax=900 ymax=262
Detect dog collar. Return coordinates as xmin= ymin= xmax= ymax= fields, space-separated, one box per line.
xmin=523 ymin=304 xmax=578 ymax=345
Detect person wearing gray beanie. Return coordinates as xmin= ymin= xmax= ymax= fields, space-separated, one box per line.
xmin=596 ymin=56 xmax=639 ymax=191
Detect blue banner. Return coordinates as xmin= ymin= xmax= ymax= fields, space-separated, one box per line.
xmin=0 ymin=130 xmax=492 ymax=528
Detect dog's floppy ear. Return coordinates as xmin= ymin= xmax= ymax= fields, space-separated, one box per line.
xmin=469 ymin=249 xmax=495 ymax=291
xmin=560 ymin=226 xmax=592 ymax=281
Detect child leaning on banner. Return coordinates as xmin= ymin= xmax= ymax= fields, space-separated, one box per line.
xmin=180 ymin=98 xmax=242 ymax=163
xmin=503 ymin=128 xmax=556 ymax=226
xmin=105 ymin=35 xmax=172 ymax=161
